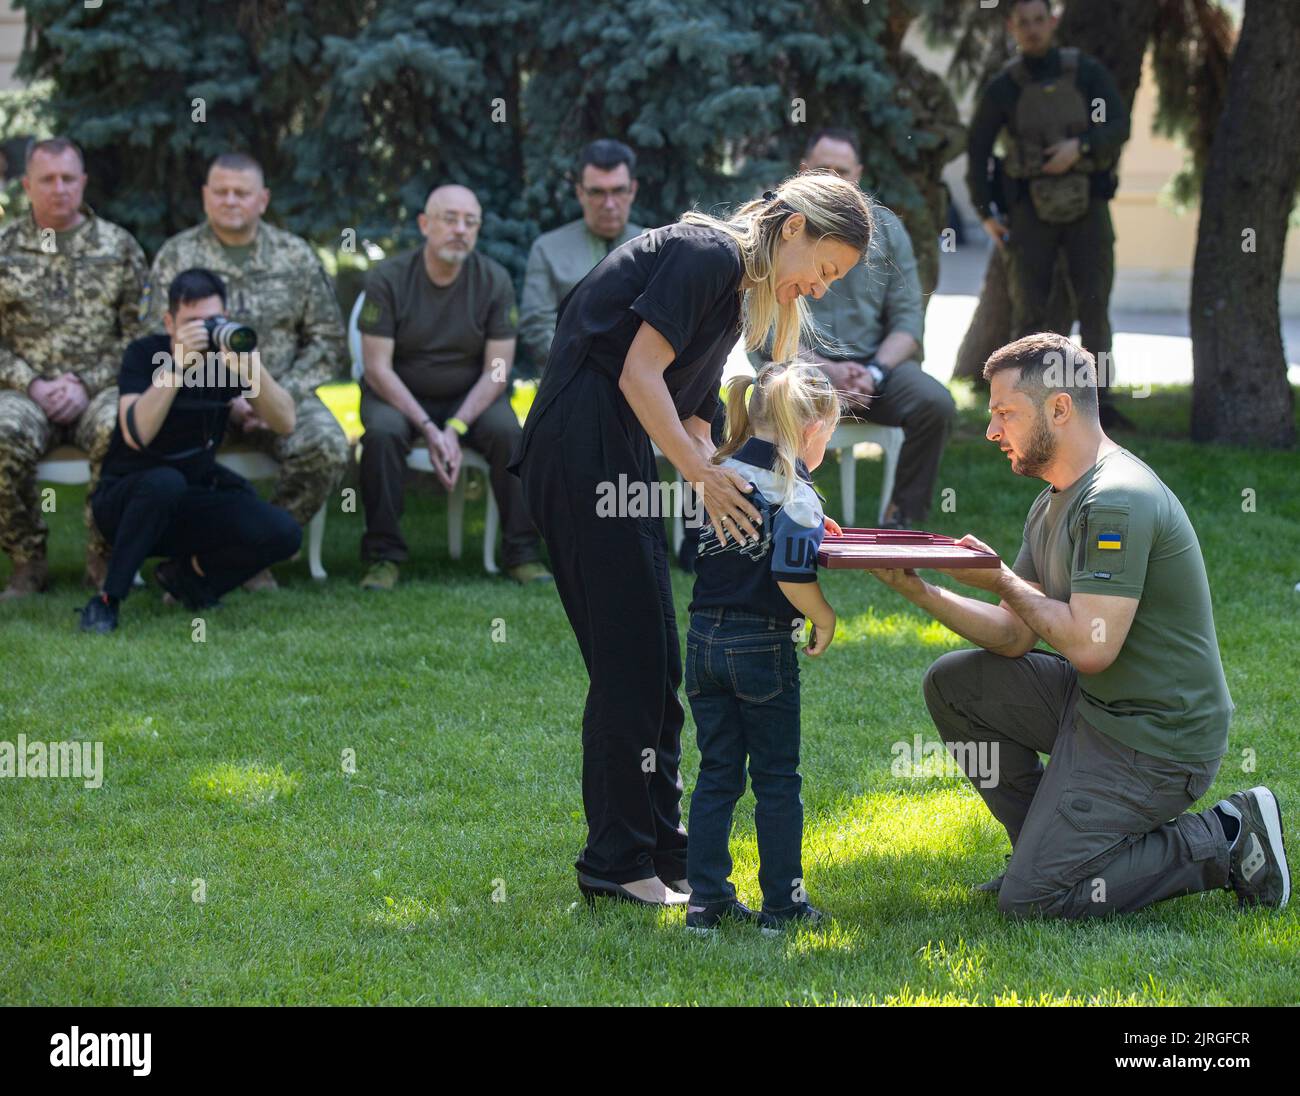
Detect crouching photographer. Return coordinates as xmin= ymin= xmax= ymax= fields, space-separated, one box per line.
xmin=78 ymin=268 xmax=300 ymax=633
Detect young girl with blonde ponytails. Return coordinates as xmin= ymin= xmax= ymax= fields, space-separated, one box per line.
xmin=510 ymin=173 xmax=870 ymax=908
xmin=684 ymin=361 xmax=841 ymax=933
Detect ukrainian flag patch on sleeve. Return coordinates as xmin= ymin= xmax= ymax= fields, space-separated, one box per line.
xmin=1096 ymin=532 xmax=1122 ymax=551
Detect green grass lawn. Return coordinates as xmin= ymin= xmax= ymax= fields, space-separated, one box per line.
xmin=2 ymin=385 xmax=1297 ymax=1005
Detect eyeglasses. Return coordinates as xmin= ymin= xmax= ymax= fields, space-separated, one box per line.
xmin=579 ymin=185 xmax=633 ymax=201
xmin=435 ymin=212 xmax=482 ymax=229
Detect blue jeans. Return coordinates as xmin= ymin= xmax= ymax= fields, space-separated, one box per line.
xmin=685 ymin=607 xmax=804 ymax=910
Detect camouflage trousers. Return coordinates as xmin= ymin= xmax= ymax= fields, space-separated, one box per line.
xmin=0 ymin=386 xmax=118 ymax=563
xmin=222 ymin=394 xmax=350 ymax=525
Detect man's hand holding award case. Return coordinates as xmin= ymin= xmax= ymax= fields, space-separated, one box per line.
xmin=817 ymin=528 xmax=1002 ymax=571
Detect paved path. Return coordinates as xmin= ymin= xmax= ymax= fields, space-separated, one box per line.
xmin=924 ymin=238 xmax=1300 ymax=389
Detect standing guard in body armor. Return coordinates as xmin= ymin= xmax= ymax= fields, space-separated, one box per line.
xmin=1000 ymin=48 xmax=1120 ymax=226
xmin=966 ymin=0 xmax=1131 ymax=427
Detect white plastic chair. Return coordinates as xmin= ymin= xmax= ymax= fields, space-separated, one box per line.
xmin=827 ymin=419 xmax=904 ymax=526
xmin=34 ymin=446 xmax=93 ymax=487
xmin=35 ymin=445 xmax=328 ymax=580
xmin=348 ymin=291 xmax=499 ymax=573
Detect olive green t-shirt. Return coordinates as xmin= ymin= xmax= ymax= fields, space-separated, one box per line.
xmin=1013 ymin=447 xmax=1233 ymax=762
xmin=359 ymin=247 xmax=518 ymax=400
xmin=53 ymin=218 xmax=93 ymax=252
xmin=221 ymin=242 xmax=255 ymax=267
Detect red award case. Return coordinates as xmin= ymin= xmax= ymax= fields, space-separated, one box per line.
xmin=816 ymin=528 xmax=1002 ymax=570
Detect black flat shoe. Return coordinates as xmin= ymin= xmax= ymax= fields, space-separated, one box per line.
xmin=577 ymin=872 xmax=681 ymax=907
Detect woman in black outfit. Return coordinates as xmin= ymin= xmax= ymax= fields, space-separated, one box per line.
xmin=508 ymin=171 xmax=873 ymax=905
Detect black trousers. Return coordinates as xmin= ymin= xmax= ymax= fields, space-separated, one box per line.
xmin=851 ymin=359 xmax=955 ymax=524
xmin=1007 ymin=197 xmax=1117 ymax=397
xmin=92 ymin=465 xmax=302 ymax=603
xmin=516 ymin=367 xmax=689 ymax=885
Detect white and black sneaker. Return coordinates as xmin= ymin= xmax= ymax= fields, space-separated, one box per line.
xmin=1221 ymin=787 xmax=1290 ymax=909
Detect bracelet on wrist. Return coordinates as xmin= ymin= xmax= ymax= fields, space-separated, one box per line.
xmin=446 ymin=416 xmax=469 ymax=436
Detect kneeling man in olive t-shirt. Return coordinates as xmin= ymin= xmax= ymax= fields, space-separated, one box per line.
xmin=869 ymin=333 xmax=1289 ymax=918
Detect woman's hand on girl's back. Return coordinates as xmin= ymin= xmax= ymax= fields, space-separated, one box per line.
xmin=695 ymin=464 xmax=761 ymax=546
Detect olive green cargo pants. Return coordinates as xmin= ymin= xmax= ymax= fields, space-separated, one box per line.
xmin=923 ymin=647 xmax=1231 ymax=919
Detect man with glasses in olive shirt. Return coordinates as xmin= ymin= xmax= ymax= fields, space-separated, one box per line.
xmin=869 ymin=333 xmax=1289 ymax=917
xmin=357 ymin=184 xmax=549 ymax=588
xmin=518 ymin=140 xmax=643 ymax=375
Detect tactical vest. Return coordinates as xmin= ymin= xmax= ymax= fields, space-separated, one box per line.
xmin=1000 ymin=48 xmax=1117 ymax=222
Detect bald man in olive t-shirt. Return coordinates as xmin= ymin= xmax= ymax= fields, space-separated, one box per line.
xmin=357 ymin=191 xmax=545 ymax=583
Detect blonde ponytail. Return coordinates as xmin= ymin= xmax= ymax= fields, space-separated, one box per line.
xmin=715 ymin=362 xmax=840 ymax=505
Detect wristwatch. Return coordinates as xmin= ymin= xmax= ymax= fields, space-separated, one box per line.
xmin=864 ymin=361 xmax=887 ymax=391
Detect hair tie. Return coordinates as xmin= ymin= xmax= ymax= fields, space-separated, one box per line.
xmin=762 ymin=190 xmax=779 ymax=202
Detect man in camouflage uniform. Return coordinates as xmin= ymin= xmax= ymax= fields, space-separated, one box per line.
xmin=891 ymin=49 xmax=966 ymax=311
xmin=144 ymin=152 xmax=349 ymax=588
xmin=0 ymin=137 xmax=147 ymax=598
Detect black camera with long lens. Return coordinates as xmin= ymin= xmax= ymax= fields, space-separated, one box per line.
xmin=203 ymin=316 xmax=258 ymax=353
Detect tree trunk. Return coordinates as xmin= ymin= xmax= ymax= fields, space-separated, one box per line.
xmin=952 ymin=250 xmax=1074 ymax=383
xmin=1189 ymin=0 xmax=1299 ymax=447
xmin=952 ymin=249 xmax=1011 ymax=384
xmin=953 ymin=0 xmax=1158 ymax=384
